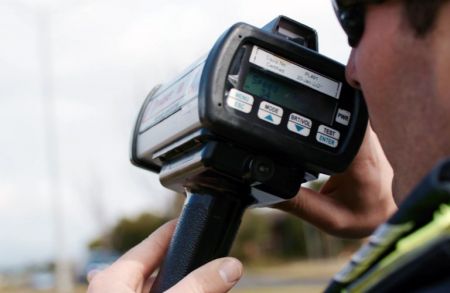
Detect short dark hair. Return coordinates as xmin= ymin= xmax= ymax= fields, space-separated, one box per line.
xmin=404 ymin=0 xmax=449 ymax=36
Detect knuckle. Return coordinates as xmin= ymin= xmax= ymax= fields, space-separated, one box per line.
xmin=180 ymin=274 xmax=206 ymax=293
xmin=166 ymin=274 xmax=207 ymax=293
xmin=322 ymin=214 xmax=367 ymax=238
xmin=86 ymin=273 xmax=106 ymax=292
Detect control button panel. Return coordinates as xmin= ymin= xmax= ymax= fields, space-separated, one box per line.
xmin=336 ymin=108 xmax=351 ymax=126
xmin=228 ymin=88 xmax=348 ymax=151
xmin=288 ymin=113 xmax=312 ymax=137
xmin=258 ymin=101 xmax=283 ymax=125
xmin=227 ymin=89 xmax=254 ymax=113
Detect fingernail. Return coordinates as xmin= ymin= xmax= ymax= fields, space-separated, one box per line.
xmin=219 ymin=258 xmax=242 ymax=284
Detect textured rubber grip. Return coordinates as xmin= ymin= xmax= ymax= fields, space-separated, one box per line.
xmin=150 ymin=192 xmax=247 ymax=293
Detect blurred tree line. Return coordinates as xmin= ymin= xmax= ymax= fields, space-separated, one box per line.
xmin=89 ymin=180 xmax=362 ymax=262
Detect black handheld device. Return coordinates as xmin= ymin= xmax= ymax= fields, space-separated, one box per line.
xmin=131 ymin=16 xmax=368 ymax=293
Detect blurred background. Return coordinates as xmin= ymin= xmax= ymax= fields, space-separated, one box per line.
xmin=0 ymin=0 xmax=359 ymax=292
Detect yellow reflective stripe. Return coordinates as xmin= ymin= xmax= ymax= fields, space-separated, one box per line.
xmin=347 ymin=204 xmax=450 ymax=292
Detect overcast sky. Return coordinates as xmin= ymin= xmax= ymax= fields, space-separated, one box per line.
xmin=0 ymin=0 xmax=351 ymax=269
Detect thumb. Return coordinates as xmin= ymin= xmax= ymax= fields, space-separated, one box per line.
xmin=165 ymin=257 xmax=243 ymax=293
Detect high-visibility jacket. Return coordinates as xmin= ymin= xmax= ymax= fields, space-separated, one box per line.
xmin=325 ymin=159 xmax=450 ymax=293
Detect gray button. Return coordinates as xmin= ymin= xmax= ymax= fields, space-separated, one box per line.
xmin=288 ymin=121 xmax=311 ymax=137
xmin=228 ymin=88 xmax=254 ymax=105
xmin=316 ymin=133 xmax=339 ymax=148
xmin=318 ymin=125 xmax=340 ymax=140
xmin=260 ymin=101 xmax=284 ymax=117
xmin=289 ymin=113 xmax=312 ymax=129
xmin=336 ymin=109 xmax=351 ymax=126
xmin=227 ymin=97 xmax=252 ymax=113
xmin=258 ymin=101 xmax=283 ymax=125
xmin=258 ymin=109 xmax=282 ymax=125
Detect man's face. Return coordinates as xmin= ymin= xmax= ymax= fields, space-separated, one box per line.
xmin=345 ymin=2 xmax=444 ymax=202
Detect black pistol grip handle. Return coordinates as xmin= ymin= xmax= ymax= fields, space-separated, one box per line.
xmin=150 ymin=192 xmax=247 ymax=293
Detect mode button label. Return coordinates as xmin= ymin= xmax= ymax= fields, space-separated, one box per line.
xmin=260 ymin=101 xmax=283 ymax=116
xmin=258 ymin=101 xmax=283 ymax=125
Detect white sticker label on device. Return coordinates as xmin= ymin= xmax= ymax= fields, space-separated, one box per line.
xmin=249 ymin=46 xmax=342 ymax=99
xmin=318 ymin=125 xmax=340 ymax=140
xmin=316 ymin=133 xmax=339 ymax=148
xmin=336 ymin=108 xmax=351 ymax=126
xmin=258 ymin=101 xmax=283 ymax=125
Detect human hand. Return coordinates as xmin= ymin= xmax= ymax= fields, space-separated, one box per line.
xmin=275 ymin=125 xmax=398 ymax=238
xmin=87 ymin=220 xmax=243 ymax=293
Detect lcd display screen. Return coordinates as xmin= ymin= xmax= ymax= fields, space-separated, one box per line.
xmin=249 ymin=46 xmax=342 ymax=99
xmin=243 ymin=68 xmax=337 ymax=125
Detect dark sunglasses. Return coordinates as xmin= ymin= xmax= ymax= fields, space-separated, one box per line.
xmin=332 ymin=0 xmax=384 ymax=47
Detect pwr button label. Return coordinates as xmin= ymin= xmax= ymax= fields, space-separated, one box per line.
xmin=336 ymin=109 xmax=351 ymax=126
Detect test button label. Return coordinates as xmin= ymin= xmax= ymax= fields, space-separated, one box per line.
xmin=318 ymin=125 xmax=340 ymax=140
xmin=317 ymin=125 xmax=340 ymax=148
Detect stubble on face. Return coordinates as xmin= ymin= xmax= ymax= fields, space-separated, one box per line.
xmin=347 ymin=2 xmax=449 ymax=203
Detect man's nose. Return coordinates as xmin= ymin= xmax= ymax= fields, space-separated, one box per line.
xmin=346 ymin=49 xmax=361 ymax=89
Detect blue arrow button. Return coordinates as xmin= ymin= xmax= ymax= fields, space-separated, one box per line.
xmin=265 ymin=114 xmax=274 ymax=122
xmin=295 ymin=124 xmax=304 ymax=132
